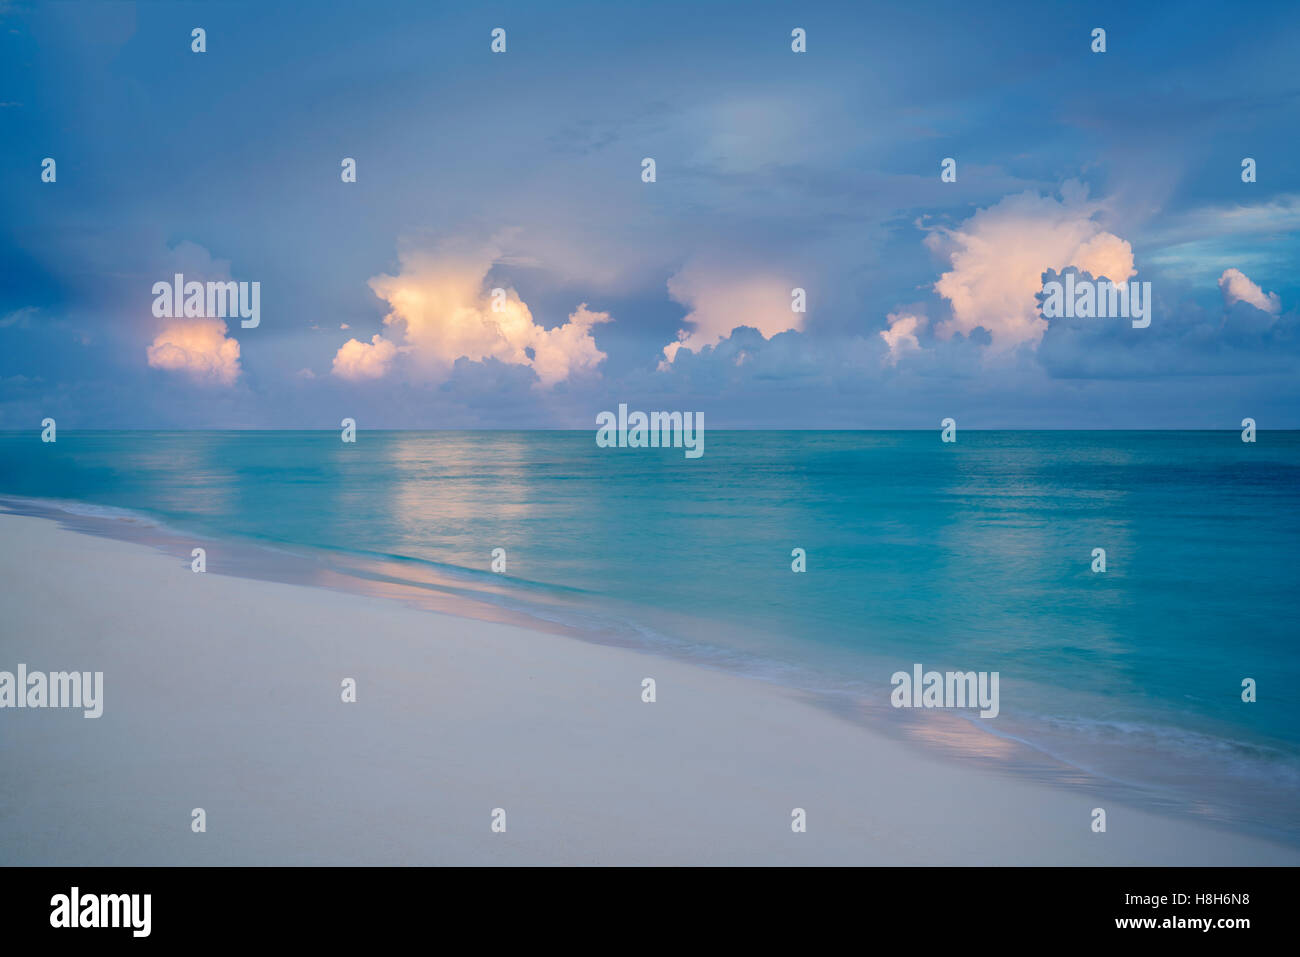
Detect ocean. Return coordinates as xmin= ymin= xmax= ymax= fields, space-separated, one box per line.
xmin=2 ymin=429 xmax=1297 ymax=843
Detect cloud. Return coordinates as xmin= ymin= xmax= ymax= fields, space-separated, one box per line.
xmin=146 ymin=318 xmax=241 ymax=385
xmin=524 ymin=303 xmax=613 ymax=385
xmin=927 ymin=185 xmax=1136 ymax=352
xmin=332 ymin=334 xmax=398 ymax=381
xmin=142 ymin=241 xmax=244 ymax=386
xmin=0 ymin=306 xmax=38 ymax=329
xmin=1218 ymin=267 xmax=1280 ymax=315
xmin=339 ymin=244 xmax=612 ymax=387
xmin=880 ymin=311 xmax=927 ymax=365
xmin=661 ymin=263 xmax=804 ymax=365
xmin=1038 ymin=268 xmax=1300 ymax=380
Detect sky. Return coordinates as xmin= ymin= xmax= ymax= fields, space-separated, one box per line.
xmin=2 ymin=0 xmax=1298 ymax=428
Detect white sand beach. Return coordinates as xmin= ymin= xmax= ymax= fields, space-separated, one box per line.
xmin=1 ymin=511 xmax=1296 ymax=866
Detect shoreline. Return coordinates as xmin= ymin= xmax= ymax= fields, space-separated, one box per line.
xmin=4 ymin=491 xmax=1298 ymax=849
xmin=2 ymin=509 xmax=1297 ymax=865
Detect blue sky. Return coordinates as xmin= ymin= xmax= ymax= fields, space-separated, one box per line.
xmin=2 ymin=0 xmax=1298 ymax=428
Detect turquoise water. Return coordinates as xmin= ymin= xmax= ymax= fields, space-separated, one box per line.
xmin=2 ymin=430 xmax=1297 ymax=840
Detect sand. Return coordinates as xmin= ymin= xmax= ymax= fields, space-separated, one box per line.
xmin=1 ymin=512 xmax=1295 ymax=865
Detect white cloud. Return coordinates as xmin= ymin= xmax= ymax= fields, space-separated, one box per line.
xmin=0 ymin=306 xmax=38 ymax=328
xmin=1218 ymin=267 xmax=1280 ymax=315
xmin=880 ymin=311 xmax=927 ymax=365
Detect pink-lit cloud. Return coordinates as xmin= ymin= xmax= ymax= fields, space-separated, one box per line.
xmin=1218 ymin=267 xmax=1280 ymax=314
xmin=661 ymin=263 xmax=805 ymax=366
xmin=146 ymin=318 xmax=241 ymax=385
xmin=332 ymin=333 xmax=400 ymax=381
xmin=926 ymin=185 xmax=1136 ymax=352
xmin=333 ymin=245 xmax=612 ymax=387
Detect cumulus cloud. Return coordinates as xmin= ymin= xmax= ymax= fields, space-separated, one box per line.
xmin=1218 ymin=268 xmax=1280 ymax=315
xmin=880 ymin=311 xmax=927 ymax=365
xmin=336 ymin=245 xmax=612 ymax=387
xmin=661 ymin=263 xmax=804 ymax=366
xmin=146 ymin=318 xmax=241 ymax=385
xmin=142 ymin=241 xmax=244 ymax=386
xmin=926 ymin=185 xmax=1136 ymax=352
xmin=332 ymin=333 xmax=399 ymax=381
